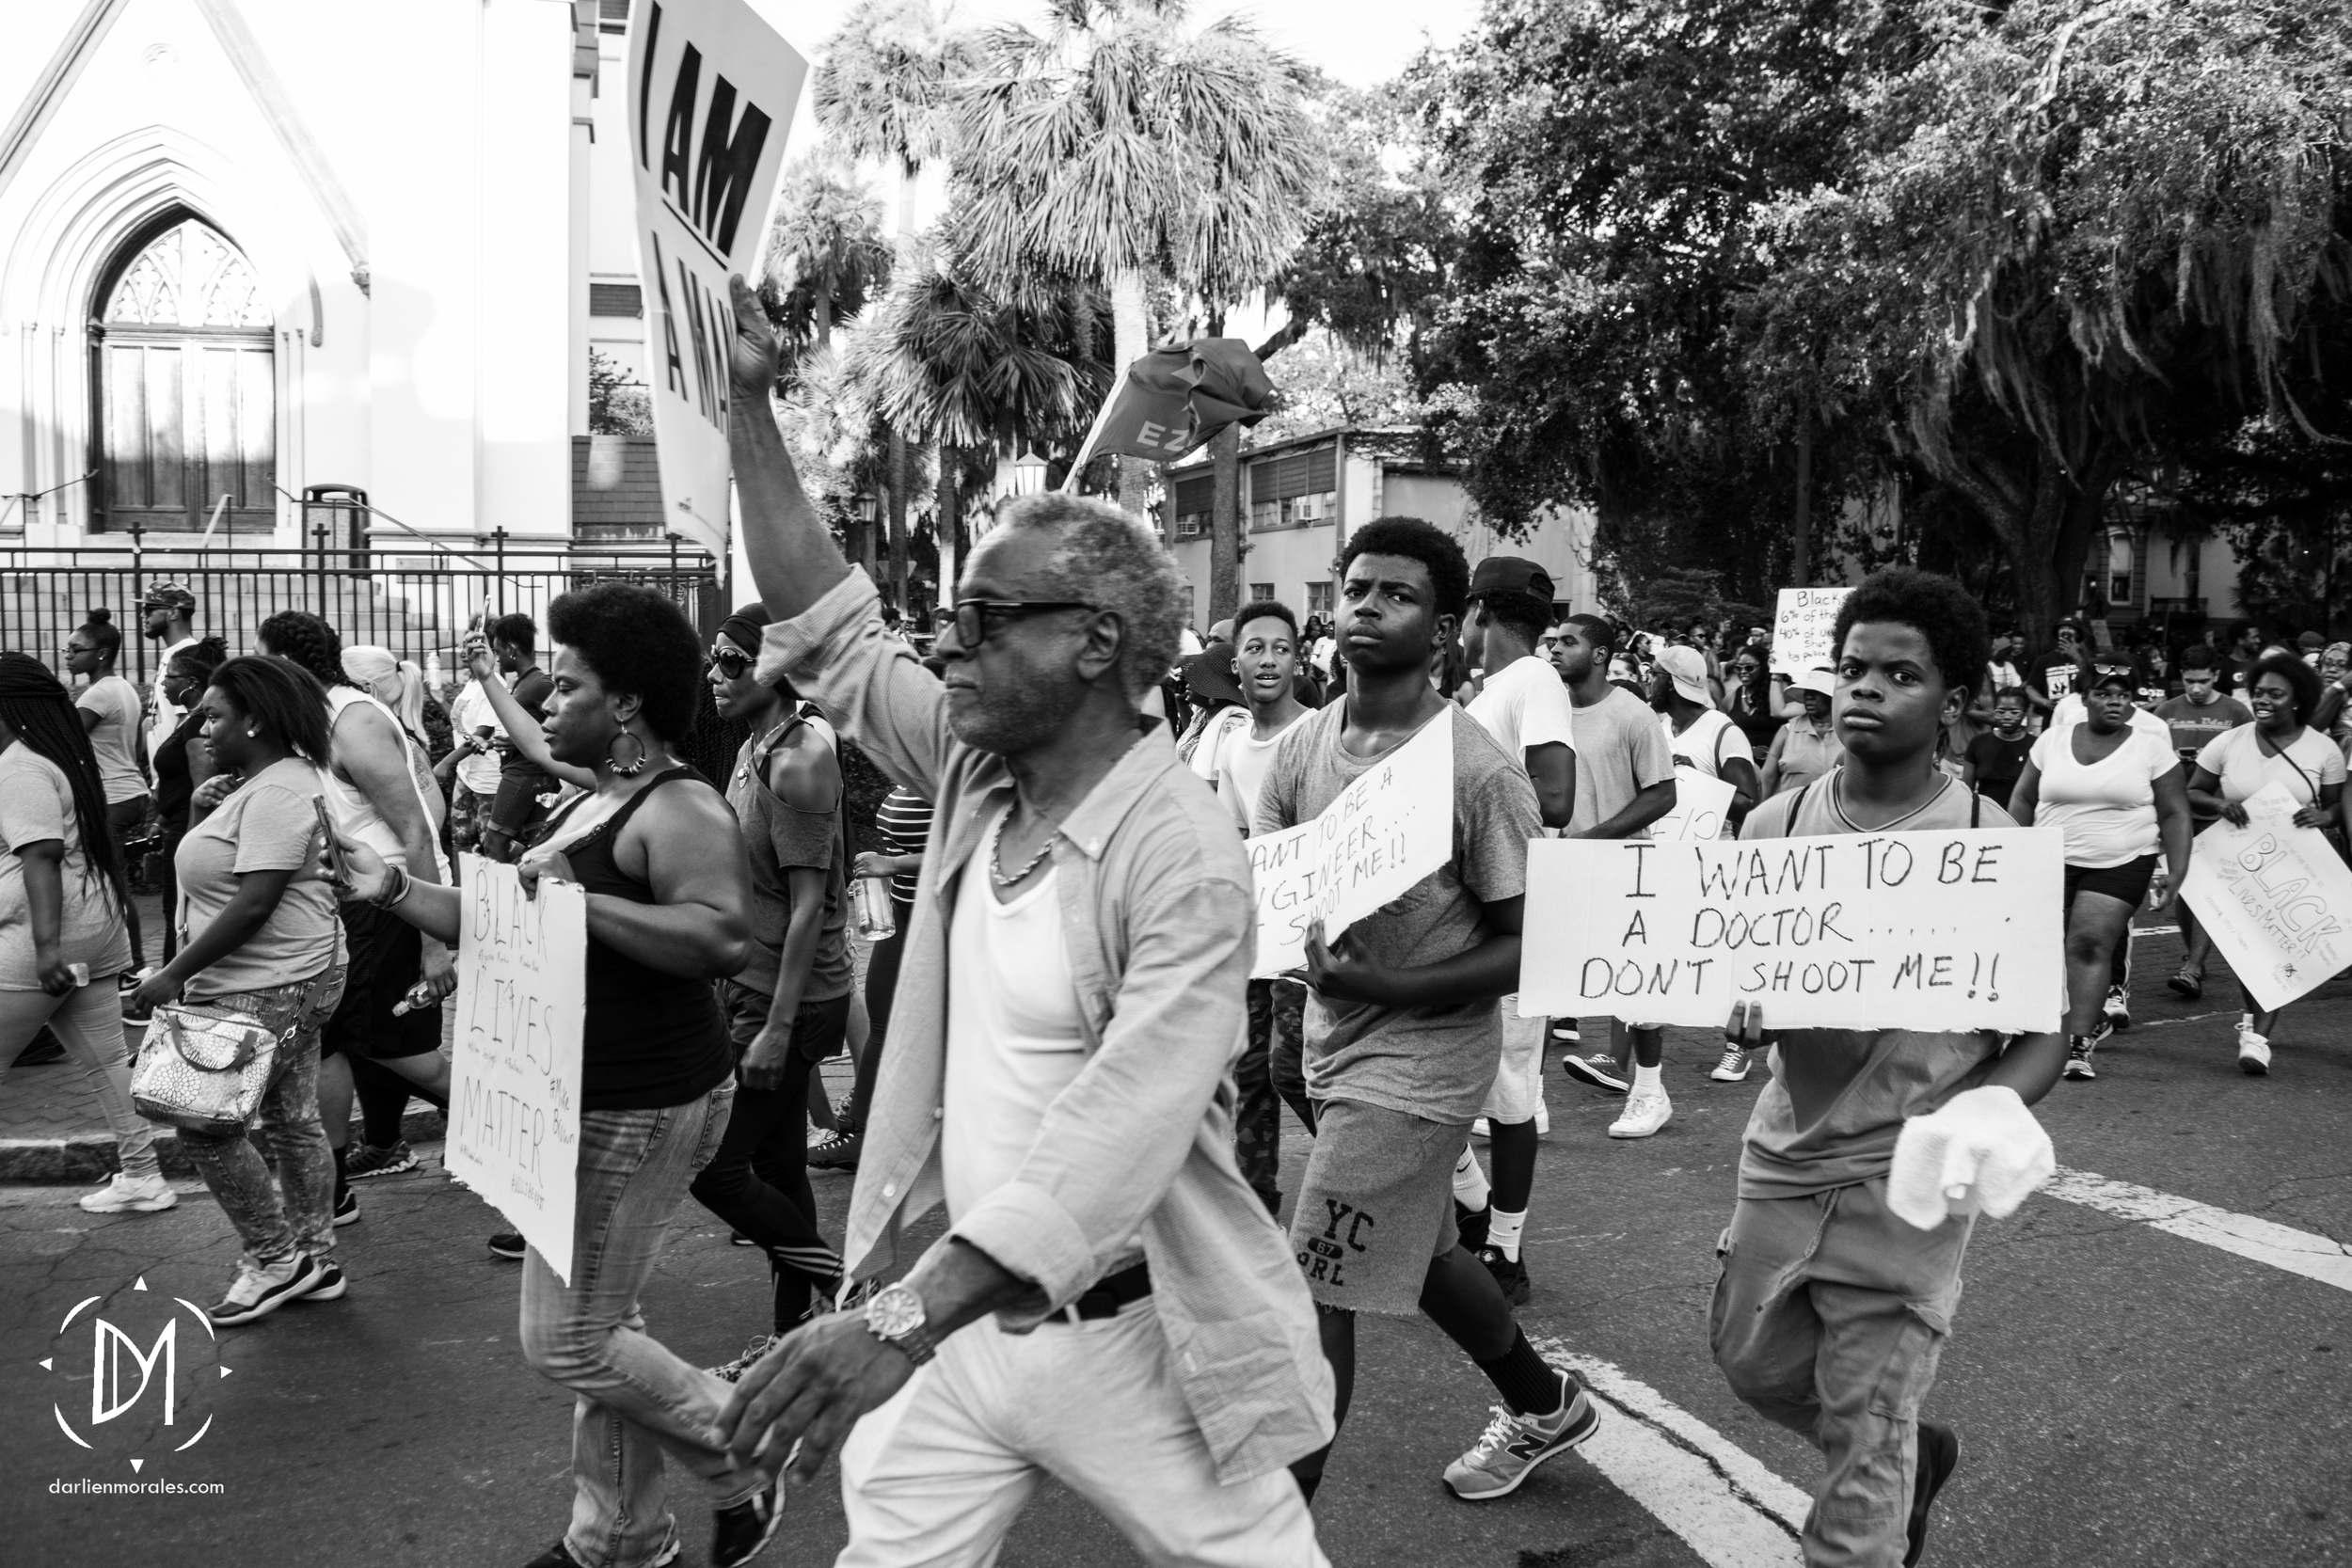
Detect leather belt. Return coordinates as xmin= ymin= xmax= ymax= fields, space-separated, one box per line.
xmin=1047 ymin=1261 xmax=1152 ymax=1324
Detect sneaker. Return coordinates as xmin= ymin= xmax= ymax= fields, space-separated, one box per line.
xmin=300 ymin=1259 xmax=348 ymax=1301
xmin=1549 ymin=1021 xmax=1581 ymax=1045
xmin=1454 ymin=1201 xmax=1490 ymax=1255
xmin=707 ymin=1333 xmax=782 ymax=1385
xmin=208 ymin=1253 xmax=320 ymax=1326
xmin=2063 ymin=1035 xmax=2097 ymax=1081
xmin=1534 ymin=1101 xmax=1550 ymax=1136
xmin=1442 ymin=1372 xmax=1600 ymax=1499
xmin=1470 ymin=1117 xmax=1492 ymax=1140
xmin=2237 ymin=1027 xmax=2271 ymax=1075
xmin=1561 ymin=1053 xmax=1629 ymax=1094
xmin=2166 ymin=966 xmax=2203 ymax=1000
xmin=730 ymin=1230 xmax=758 ymax=1247
xmin=2103 ymin=985 xmax=2131 ymax=1031
xmin=1906 ymin=1419 xmax=1961 ymax=1566
xmin=78 ymin=1171 xmax=178 ymax=1213
xmin=333 ymin=1189 xmax=362 ymax=1227
xmin=1608 ymin=1088 xmax=1672 ymax=1139
xmin=1708 ymin=1047 xmax=1752 ymax=1083
xmin=487 ymin=1230 xmax=527 ymax=1260
xmin=711 ymin=1479 xmax=785 ymax=1568
xmin=806 ymin=1124 xmax=862 ymax=1171
xmin=343 ymin=1140 xmax=418 ymax=1179
xmin=1477 ymin=1244 xmax=1531 ymax=1307
xmin=2090 ymin=1015 xmax=2115 ymax=1049
xmin=522 ymin=1537 xmax=680 ymax=1568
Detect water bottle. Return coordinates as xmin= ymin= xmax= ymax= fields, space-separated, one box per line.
xmin=851 ymin=876 xmax=898 ymax=942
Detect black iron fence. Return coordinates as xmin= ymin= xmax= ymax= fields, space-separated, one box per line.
xmin=0 ymin=541 xmax=722 ymax=687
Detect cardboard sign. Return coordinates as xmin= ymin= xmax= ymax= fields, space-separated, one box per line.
xmin=1249 ymin=714 xmax=1454 ymax=977
xmin=1650 ymin=766 xmax=1738 ymax=843
xmin=1772 ymin=587 xmax=1853 ymax=677
xmin=626 ymin=0 xmax=807 ymax=560
xmin=448 ymin=855 xmax=588 ymax=1283
xmin=1518 ymin=828 xmax=2067 ymax=1032
xmin=2182 ymin=784 xmax=2352 ymax=1012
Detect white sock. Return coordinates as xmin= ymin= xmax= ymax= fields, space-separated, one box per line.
xmin=1632 ymin=1063 xmax=1663 ymax=1095
xmin=1488 ymin=1207 xmax=1527 ymax=1261
xmin=1453 ymin=1147 xmax=1491 ymax=1211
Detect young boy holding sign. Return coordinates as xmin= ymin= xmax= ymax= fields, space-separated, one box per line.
xmin=1713 ymin=567 xmax=2066 ymax=1568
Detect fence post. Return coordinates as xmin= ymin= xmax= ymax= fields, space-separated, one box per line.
xmin=494 ymin=528 xmax=507 ymax=617
xmin=129 ymin=521 xmax=146 ymax=685
xmin=666 ymin=531 xmax=680 ymax=609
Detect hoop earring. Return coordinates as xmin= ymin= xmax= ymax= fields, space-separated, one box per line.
xmin=607 ymin=730 xmax=648 ymax=776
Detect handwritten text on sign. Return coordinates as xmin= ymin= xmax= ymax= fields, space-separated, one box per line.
xmin=2182 ymin=784 xmax=2352 ymax=1013
xmin=1650 ymin=766 xmax=1737 ymax=843
xmin=1248 ymin=714 xmax=1454 ymax=977
xmin=450 ymin=855 xmax=588 ymax=1284
xmin=1518 ymin=829 xmax=2066 ymax=1032
xmin=1771 ymin=587 xmax=1853 ymax=677
xmin=626 ymin=0 xmax=806 ymax=561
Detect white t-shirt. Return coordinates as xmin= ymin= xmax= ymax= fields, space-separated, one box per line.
xmin=2194 ymin=723 xmax=2347 ymax=808
xmin=944 ymin=818 xmax=1091 ymax=1227
xmin=1216 ymin=709 xmax=1312 ymax=836
xmin=1663 ymin=707 xmax=1744 ymax=779
xmin=75 ymin=674 xmax=147 ymax=805
xmin=447 ymin=678 xmax=508 ymax=796
xmin=1185 ymin=705 xmax=1250 ymax=784
xmin=2026 ymin=724 xmax=2178 ymax=867
xmin=1466 ymin=655 xmax=1577 ymax=763
xmin=2049 ymin=693 xmax=2169 ymax=741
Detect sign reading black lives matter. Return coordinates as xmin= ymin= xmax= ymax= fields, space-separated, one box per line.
xmin=626 ymin=0 xmax=806 ymax=561
xmin=1518 ymin=829 xmax=2066 ymax=1033
xmin=449 ymin=855 xmax=587 ymax=1282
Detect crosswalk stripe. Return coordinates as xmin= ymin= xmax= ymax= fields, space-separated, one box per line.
xmin=1530 ymin=1335 xmax=1808 ymax=1567
xmin=2042 ymin=1167 xmax=2352 ymax=1293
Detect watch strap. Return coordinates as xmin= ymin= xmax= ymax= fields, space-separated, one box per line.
xmin=869 ymin=1316 xmax=936 ymax=1367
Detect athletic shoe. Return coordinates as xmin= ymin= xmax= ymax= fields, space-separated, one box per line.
xmin=2237 ymin=1027 xmax=2271 ymax=1075
xmin=1442 ymin=1373 xmax=1600 ymax=1500
xmin=1454 ymin=1201 xmax=1490 ymax=1255
xmin=730 ymin=1231 xmax=758 ymax=1247
xmin=707 ymin=1333 xmax=782 ymax=1384
xmin=78 ymin=1172 xmax=178 ymax=1213
xmin=300 ymin=1259 xmax=348 ymax=1301
xmin=2063 ymin=1036 xmax=2097 ymax=1081
xmin=333 ymin=1189 xmax=362 ymax=1227
xmin=343 ymin=1140 xmax=418 ymax=1179
xmin=1549 ymin=1021 xmax=1581 ymax=1045
xmin=1608 ymin=1089 xmax=1672 ymax=1139
xmin=1906 ymin=1419 xmax=1961 ymax=1566
xmin=2103 ymin=985 xmax=2131 ymax=1031
xmin=522 ymin=1536 xmax=680 ymax=1568
xmin=1470 ymin=1117 xmax=1492 ymax=1140
xmin=2089 ymin=1015 xmax=2115 ymax=1049
xmin=1477 ymin=1244 xmax=1531 ymax=1307
xmin=1534 ymin=1101 xmax=1550 ymax=1136
xmin=711 ymin=1478 xmax=785 ymax=1568
xmin=1708 ymin=1047 xmax=1752 ymax=1083
xmin=806 ymin=1124 xmax=862 ymax=1171
xmin=1561 ymin=1053 xmax=1629 ymax=1094
xmin=2166 ymin=966 xmax=2203 ymax=1000
xmin=488 ymin=1231 xmax=527 ymax=1260
xmin=208 ymin=1253 xmax=320 ymax=1326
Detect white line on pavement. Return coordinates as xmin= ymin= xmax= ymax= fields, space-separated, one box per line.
xmin=1529 ymin=1334 xmax=1808 ymax=1568
xmin=2041 ymin=1168 xmax=2352 ymax=1293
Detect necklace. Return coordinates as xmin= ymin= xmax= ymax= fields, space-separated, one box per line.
xmin=990 ymin=805 xmax=1056 ymax=888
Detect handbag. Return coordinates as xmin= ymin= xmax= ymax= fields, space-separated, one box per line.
xmin=130 ymin=1000 xmax=285 ymax=1137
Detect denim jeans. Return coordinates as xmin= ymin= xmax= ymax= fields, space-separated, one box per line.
xmin=519 ymin=1089 xmax=764 ymax=1568
xmin=0 ymin=976 xmax=160 ymax=1180
xmin=177 ymin=968 xmax=348 ymax=1269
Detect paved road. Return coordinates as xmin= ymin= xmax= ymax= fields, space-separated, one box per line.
xmin=4 ymin=928 xmax=2348 ymax=1566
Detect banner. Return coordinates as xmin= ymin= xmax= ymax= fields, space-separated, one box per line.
xmin=1518 ymin=828 xmax=2067 ymax=1032
xmin=1649 ymin=766 xmax=1738 ymax=843
xmin=627 ymin=0 xmax=807 ymax=560
xmin=448 ymin=855 xmax=588 ymax=1283
xmin=2182 ymin=783 xmax=2352 ymax=1013
xmin=1248 ymin=714 xmax=1454 ymax=976
xmin=1771 ymin=587 xmax=1853 ymax=677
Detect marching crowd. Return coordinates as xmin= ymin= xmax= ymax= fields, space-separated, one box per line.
xmin=0 ymin=276 xmax=2346 ymax=1568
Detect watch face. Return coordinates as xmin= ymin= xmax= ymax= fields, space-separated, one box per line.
xmin=866 ymin=1283 xmax=924 ymax=1338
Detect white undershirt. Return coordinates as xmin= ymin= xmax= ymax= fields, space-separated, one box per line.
xmin=943 ymin=812 xmax=1087 ymax=1225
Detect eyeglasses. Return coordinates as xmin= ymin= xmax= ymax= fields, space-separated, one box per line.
xmin=951 ymin=598 xmax=1095 ymax=649
xmin=707 ymin=643 xmax=754 ymax=678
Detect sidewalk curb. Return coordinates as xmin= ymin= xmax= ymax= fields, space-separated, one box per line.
xmin=0 ymin=1106 xmax=447 ymax=1184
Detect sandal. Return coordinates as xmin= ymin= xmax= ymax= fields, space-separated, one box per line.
xmin=2167 ymin=965 xmax=2203 ymax=1000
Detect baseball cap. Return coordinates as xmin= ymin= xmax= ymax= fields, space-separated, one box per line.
xmin=2089 ymin=659 xmax=2136 ymax=690
xmin=2296 ymin=630 xmax=2325 ymax=650
xmin=1466 ymin=556 xmax=1555 ymax=603
xmin=140 ymin=580 xmax=197 ymax=615
xmin=1790 ymin=664 xmax=1836 ymax=697
xmin=1179 ymin=642 xmax=1245 ymax=707
xmin=1654 ymin=644 xmax=1714 ymax=707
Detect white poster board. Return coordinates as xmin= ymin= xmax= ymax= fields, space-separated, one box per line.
xmin=2181 ymin=783 xmax=2352 ymax=1013
xmin=1518 ymin=828 xmax=2067 ymax=1032
xmin=626 ymin=0 xmax=807 ymax=561
xmin=1649 ymin=766 xmax=1738 ymax=843
xmin=448 ymin=855 xmax=588 ymax=1284
xmin=1248 ymin=714 xmax=1454 ymax=977
xmin=1771 ymin=587 xmax=1853 ymax=676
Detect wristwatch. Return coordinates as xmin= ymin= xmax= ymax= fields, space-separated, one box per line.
xmin=862 ymin=1281 xmax=937 ymax=1367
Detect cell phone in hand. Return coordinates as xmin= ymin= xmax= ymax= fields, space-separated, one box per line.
xmin=314 ymin=797 xmax=349 ymax=886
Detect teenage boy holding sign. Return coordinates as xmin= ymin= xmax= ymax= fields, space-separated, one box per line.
xmin=1713 ymin=567 xmax=2066 ymax=1568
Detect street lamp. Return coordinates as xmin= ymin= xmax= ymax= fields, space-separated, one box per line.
xmin=1008 ymin=450 xmax=1048 ymax=498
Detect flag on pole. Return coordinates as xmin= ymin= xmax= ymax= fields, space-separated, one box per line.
xmin=1062 ymin=340 xmax=1276 ymax=489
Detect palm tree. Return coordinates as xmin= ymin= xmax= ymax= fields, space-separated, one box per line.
xmin=761 ymin=152 xmax=893 ymax=356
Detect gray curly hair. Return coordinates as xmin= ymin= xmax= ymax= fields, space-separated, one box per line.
xmin=990 ymin=494 xmax=1185 ymax=701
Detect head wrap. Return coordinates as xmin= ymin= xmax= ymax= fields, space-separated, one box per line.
xmin=717 ymin=603 xmax=768 ymax=657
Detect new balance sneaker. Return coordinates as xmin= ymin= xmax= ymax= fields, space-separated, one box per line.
xmin=2237 ymin=1026 xmax=2272 ymax=1075
xmin=1708 ymin=1047 xmax=1752 ymax=1083
xmin=488 ymin=1231 xmax=527 ymax=1260
xmin=1561 ymin=1053 xmax=1629 ymax=1094
xmin=2063 ymin=1035 xmax=2097 ymax=1081
xmin=1442 ymin=1373 xmax=1599 ymax=1499
xmin=78 ymin=1171 xmax=178 ymax=1213
xmin=806 ymin=1124 xmax=863 ymax=1172
xmin=333 ymin=1189 xmax=361 ymax=1227
xmin=1906 ymin=1419 xmax=1961 ymax=1566
xmin=711 ymin=1478 xmax=785 ymax=1568
xmin=1477 ymin=1244 xmax=1531 ymax=1307
xmin=707 ymin=1333 xmax=782 ymax=1385
xmin=2102 ymin=985 xmax=2131 ymax=1032
xmin=208 ymin=1253 xmax=320 ymax=1326
xmin=343 ymin=1140 xmax=418 ymax=1179
xmin=300 ymin=1259 xmax=348 ymax=1302
xmin=1608 ymin=1088 xmax=1672 ymax=1139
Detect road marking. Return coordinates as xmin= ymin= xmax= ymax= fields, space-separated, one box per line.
xmin=1530 ymin=1335 xmax=1807 ymax=1567
xmin=2042 ymin=1168 xmax=2352 ymax=1293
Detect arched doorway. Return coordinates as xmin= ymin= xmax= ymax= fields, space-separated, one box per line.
xmin=89 ymin=214 xmax=275 ymax=534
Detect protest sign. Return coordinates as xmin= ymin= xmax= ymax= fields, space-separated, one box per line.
xmin=626 ymin=0 xmax=806 ymax=561
xmin=2181 ymin=784 xmax=2352 ymax=1013
xmin=1771 ymin=587 xmax=1853 ymax=676
xmin=1649 ymin=766 xmax=1738 ymax=843
xmin=448 ymin=855 xmax=588 ymax=1283
xmin=1248 ymin=714 xmax=1454 ymax=977
xmin=1518 ymin=827 xmax=2066 ymax=1032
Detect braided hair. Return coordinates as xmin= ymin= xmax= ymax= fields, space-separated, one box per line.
xmin=0 ymin=652 xmax=130 ymax=916
xmin=255 ymin=610 xmax=357 ymax=690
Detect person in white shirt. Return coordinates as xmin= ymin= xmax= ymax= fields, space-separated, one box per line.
xmin=2043 ymin=677 xmax=2173 ymax=1031
xmin=1454 ymin=557 xmax=1575 ymax=1307
xmin=65 ymin=609 xmax=151 ymax=980
xmin=1651 ymin=645 xmax=1761 ymax=835
xmin=137 ymin=580 xmax=199 ymax=781
xmin=438 ymin=618 xmax=508 ymax=855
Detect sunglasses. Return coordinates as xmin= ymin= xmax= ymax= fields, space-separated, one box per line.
xmin=707 ymin=642 xmax=755 ymax=678
xmin=951 ymin=598 xmax=1095 ymax=649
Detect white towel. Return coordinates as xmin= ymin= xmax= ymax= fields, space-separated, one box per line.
xmin=1887 ymin=1085 xmax=2055 ymax=1231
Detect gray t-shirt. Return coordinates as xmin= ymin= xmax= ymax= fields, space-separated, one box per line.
xmin=174 ymin=758 xmax=343 ymax=1000
xmin=1255 ymin=703 xmax=1542 ymax=1125
xmin=1569 ymin=684 xmax=1675 ymax=834
xmin=1735 ymin=772 xmax=2019 ymax=1200
xmin=0 ymin=744 xmax=133 ymax=987
xmin=76 ymin=674 xmax=147 ymax=805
